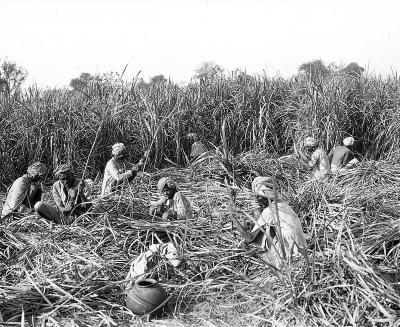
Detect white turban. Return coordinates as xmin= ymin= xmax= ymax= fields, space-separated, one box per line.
xmin=187 ymin=133 xmax=199 ymax=141
xmin=112 ymin=143 xmax=126 ymax=156
xmin=343 ymin=137 xmax=355 ymax=146
xmin=252 ymin=176 xmax=278 ymax=199
xmin=27 ymin=162 xmax=47 ymax=177
xmin=304 ymin=137 xmax=318 ymax=147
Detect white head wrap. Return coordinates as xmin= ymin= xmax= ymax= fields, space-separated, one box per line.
xmin=27 ymin=162 xmax=47 ymax=177
xmin=304 ymin=137 xmax=318 ymax=147
xmin=343 ymin=137 xmax=355 ymax=146
xmin=187 ymin=133 xmax=199 ymax=141
xmin=112 ymin=143 xmax=126 ymax=156
xmin=252 ymin=176 xmax=278 ymax=199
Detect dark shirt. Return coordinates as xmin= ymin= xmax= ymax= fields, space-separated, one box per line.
xmin=328 ymin=145 xmax=355 ymax=167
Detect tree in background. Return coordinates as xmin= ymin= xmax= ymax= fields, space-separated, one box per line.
xmin=298 ymin=59 xmax=330 ymax=80
xmin=340 ymin=62 xmax=364 ymax=77
xmin=149 ymin=74 xmax=168 ymax=84
xmin=69 ymin=72 xmax=94 ymax=91
xmin=194 ymin=61 xmax=224 ymax=84
xmin=0 ymin=59 xmax=27 ymax=95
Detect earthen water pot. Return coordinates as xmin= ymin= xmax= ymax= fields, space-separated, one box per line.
xmin=126 ymin=278 xmax=169 ymax=315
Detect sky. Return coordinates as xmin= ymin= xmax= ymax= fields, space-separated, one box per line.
xmin=1 ymin=0 xmax=399 ymax=88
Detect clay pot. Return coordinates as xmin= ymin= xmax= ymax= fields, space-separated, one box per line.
xmin=126 ymin=279 xmax=169 ymax=315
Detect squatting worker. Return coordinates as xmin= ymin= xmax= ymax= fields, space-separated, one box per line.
xmin=229 ymin=176 xmax=307 ymax=260
xmin=34 ymin=164 xmax=92 ymax=224
xmin=101 ymin=143 xmax=150 ymax=195
xmin=149 ymin=177 xmax=193 ymax=220
xmin=187 ymin=133 xmax=207 ymax=161
xmin=1 ymin=162 xmax=47 ymax=220
xmin=328 ymin=137 xmax=359 ymax=173
xmin=296 ymin=136 xmax=331 ymax=181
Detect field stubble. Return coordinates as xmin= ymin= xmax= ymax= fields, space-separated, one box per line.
xmin=1 ymin=152 xmax=400 ymax=326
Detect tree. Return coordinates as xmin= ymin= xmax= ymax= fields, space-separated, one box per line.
xmin=69 ymin=72 xmax=94 ymax=91
xmin=0 ymin=59 xmax=27 ymax=94
xmin=149 ymin=74 xmax=168 ymax=84
xmin=340 ymin=62 xmax=364 ymax=77
xmin=298 ymin=59 xmax=329 ymax=80
xmin=194 ymin=61 xmax=224 ymax=83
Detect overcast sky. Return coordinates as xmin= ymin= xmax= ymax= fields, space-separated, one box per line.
xmin=1 ymin=0 xmax=399 ymax=88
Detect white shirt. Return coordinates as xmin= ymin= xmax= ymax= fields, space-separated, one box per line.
xmin=251 ymin=200 xmax=306 ymax=256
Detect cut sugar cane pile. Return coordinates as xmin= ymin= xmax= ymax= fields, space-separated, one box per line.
xmin=1 ymin=152 xmax=400 ymax=326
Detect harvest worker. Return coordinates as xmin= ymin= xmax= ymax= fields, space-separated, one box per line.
xmin=187 ymin=133 xmax=208 ymax=161
xmin=229 ymin=176 xmax=307 ymax=260
xmin=328 ymin=137 xmax=359 ymax=174
xmin=34 ymin=164 xmax=92 ymax=224
xmin=296 ymin=136 xmax=331 ymax=181
xmin=101 ymin=143 xmax=150 ymax=195
xmin=149 ymin=177 xmax=193 ymax=220
xmin=1 ymin=162 xmax=47 ymax=220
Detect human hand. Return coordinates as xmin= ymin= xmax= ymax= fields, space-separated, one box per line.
xmin=64 ymin=204 xmax=73 ymax=212
xmin=143 ymin=150 xmax=150 ymax=158
xmin=162 ymin=212 xmax=171 ymax=221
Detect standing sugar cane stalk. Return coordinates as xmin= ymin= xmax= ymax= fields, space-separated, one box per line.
xmin=101 ymin=143 xmax=150 ymax=196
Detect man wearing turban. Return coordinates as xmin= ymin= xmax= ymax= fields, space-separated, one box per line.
xmin=187 ymin=133 xmax=208 ymax=161
xmin=101 ymin=143 xmax=150 ymax=195
xmin=229 ymin=176 xmax=307 ymax=262
xmin=296 ymin=136 xmax=331 ymax=181
xmin=34 ymin=164 xmax=92 ymax=224
xmin=149 ymin=177 xmax=193 ymax=220
xmin=1 ymin=162 xmax=47 ymax=219
xmin=328 ymin=136 xmax=359 ymax=173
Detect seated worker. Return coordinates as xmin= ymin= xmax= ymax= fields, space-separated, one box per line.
xmin=328 ymin=136 xmax=359 ymax=173
xmin=34 ymin=164 xmax=92 ymax=225
xmin=101 ymin=143 xmax=149 ymax=195
xmin=187 ymin=133 xmax=207 ymax=161
xmin=1 ymin=162 xmax=47 ymax=220
xmin=149 ymin=177 xmax=193 ymax=220
xmin=296 ymin=136 xmax=331 ymax=181
xmin=229 ymin=176 xmax=306 ymax=260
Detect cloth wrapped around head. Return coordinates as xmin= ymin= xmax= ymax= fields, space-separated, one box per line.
xmin=54 ymin=163 xmax=74 ymax=179
xmin=187 ymin=133 xmax=199 ymax=141
xmin=304 ymin=136 xmax=318 ymax=147
xmin=343 ymin=137 xmax=355 ymax=146
xmin=252 ymin=176 xmax=278 ymax=199
xmin=27 ymin=162 xmax=47 ymax=177
xmin=157 ymin=177 xmax=177 ymax=193
xmin=112 ymin=143 xmax=126 ymax=156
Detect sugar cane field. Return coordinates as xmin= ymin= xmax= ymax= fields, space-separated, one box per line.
xmin=1 ymin=72 xmax=400 ymax=326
